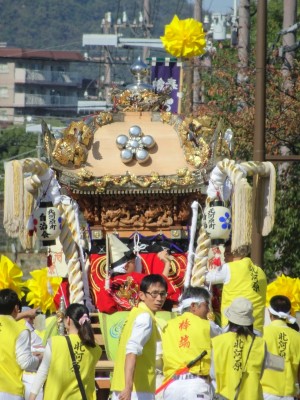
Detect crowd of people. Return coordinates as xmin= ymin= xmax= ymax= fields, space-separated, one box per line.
xmin=0 ymin=248 xmax=299 ymax=400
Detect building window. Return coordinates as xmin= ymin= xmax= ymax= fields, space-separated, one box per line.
xmin=0 ymin=63 xmax=9 ymax=73
xmin=0 ymin=87 xmax=9 ymax=97
xmin=0 ymin=110 xmax=8 ymax=121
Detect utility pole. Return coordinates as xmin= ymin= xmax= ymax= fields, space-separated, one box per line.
xmin=237 ymin=0 xmax=250 ymax=84
xmin=103 ymin=12 xmax=112 ymax=104
xmin=193 ymin=0 xmax=202 ymax=111
xmin=281 ymin=0 xmax=297 ymax=94
xmin=251 ymin=0 xmax=266 ymax=267
xmin=143 ymin=0 xmax=151 ymax=61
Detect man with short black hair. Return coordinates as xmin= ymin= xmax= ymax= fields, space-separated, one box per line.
xmin=0 ymin=289 xmax=41 ymax=400
xmin=261 ymin=295 xmax=300 ymax=400
xmin=110 ymin=274 xmax=168 ymax=400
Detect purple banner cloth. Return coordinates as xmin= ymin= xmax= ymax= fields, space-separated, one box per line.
xmin=151 ymin=61 xmax=181 ymax=113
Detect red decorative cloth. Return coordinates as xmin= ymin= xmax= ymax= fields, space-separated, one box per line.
xmin=89 ymin=252 xmax=187 ymax=313
xmin=53 ymin=279 xmax=70 ymax=309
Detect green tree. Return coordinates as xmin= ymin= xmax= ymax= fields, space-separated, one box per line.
xmin=0 ymin=125 xmax=36 ymax=193
xmin=195 ymin=1 xmax=300 ymax=279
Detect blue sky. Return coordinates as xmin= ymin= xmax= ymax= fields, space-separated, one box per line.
xmin=203 ymin=0 xmax=238 ymax=14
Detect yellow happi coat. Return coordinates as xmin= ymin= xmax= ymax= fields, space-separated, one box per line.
xmin=43 ymin=334 xmax=101 ymax=400
xmin=221 ymin=258 xmax=267 ymax=333
xmin=261 ymin=319 xmax=300 ymax=397
xmin=0 ymin=315 xmax=26 ymax=396
xmin=111 ymin=302 xmax=157 ymax=394
xmin=162 ymin=312 xmax=211 ymax=379
xmin=212 ymin=332 xmax=265 ymax=400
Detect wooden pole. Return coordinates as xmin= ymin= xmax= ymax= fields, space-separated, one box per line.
xmin=251 ymin=0 xmax=266 ymax=267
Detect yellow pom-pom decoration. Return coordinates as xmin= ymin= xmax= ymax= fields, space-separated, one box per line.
xmin=266 ymin=274 xmax=300 ymax=316
xmin=160 ymin=15 xmax=206 ymax=58
xmin=25 ymin=268 xmax=62 ymax=314
xmin=0 ymin=255 xmax=24 ymax=299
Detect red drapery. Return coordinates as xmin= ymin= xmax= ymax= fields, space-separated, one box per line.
xmin=89 ymin=252 xmax=187 ymax=313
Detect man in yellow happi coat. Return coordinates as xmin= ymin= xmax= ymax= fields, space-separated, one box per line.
xmin=0 ymin=289 xmax=42 ymax=400
xmin=261 ymin=295 xmax=300 ymax=400
xmin=161 ymin=286 xmax=222 ymax=400
xmin=110 ymin=274 xmax=168 ymax=400
xmin=206 ymin=244 xmax=267 ymax=334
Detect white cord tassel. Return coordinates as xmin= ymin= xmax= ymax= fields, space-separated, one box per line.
xmin=184 ymin=201 xmax=199 ymax=288
xmin=105 ymin=234 xmax=110 ymax=290
xmin=133 ymin=232 xmax=143 ymax=273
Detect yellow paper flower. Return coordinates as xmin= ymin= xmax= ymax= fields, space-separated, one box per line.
xmin=266 ymin=274 xmax=300 ymax=316
xmin=0 ymin=254 xmax=24 ymax=299
xmin=25 ymin=268 xmax=62 ymax=314
xmin=161 ymin=15 xmax=206 ymax=58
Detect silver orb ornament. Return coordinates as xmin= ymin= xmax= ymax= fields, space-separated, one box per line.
xmin=129 ymin=125 xmax=142 ymax=138
xmin=136 ymin=149 xmax=150 ymax=164
xmin=121 ymin=149 xmax=133 ymax=163
xmin=127 ymin=139 xmax=140 ymax=150
xmin=141 ymin=135 xmax=155 ymax=149
xmin=116 ymin=135 xmax=128 ymax=149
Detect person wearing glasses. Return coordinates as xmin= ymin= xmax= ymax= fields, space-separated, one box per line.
xmin=110 ymin=274 xmax=168 ymax=400
xmin=161 ymin=286 xmax=222 ymax=400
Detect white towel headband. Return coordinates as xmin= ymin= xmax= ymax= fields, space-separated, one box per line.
xmin=268 ymin=306 xmax=296 ymax=324
xmin=178 ymin=297 xmax=207 ymax=313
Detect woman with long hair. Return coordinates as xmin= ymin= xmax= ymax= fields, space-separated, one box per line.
xmin=29 ymin=303 xmax=101 ymax=400
xmin=211 ymin=297 xmax=266 ymax=400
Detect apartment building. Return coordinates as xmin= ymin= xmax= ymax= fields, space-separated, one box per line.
xmin=0 ymin=47 xmax=85 ymax=125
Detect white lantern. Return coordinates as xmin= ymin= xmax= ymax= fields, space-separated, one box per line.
xmin=32 ymin=202 xmax=62 ymax=246
xmin=203 ymin=200 xmax=231 ymax=242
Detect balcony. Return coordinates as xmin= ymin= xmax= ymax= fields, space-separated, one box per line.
xmin=15 ymin=68 xmax=81 ymax=87
xmin=14 ymin=92 xmax=78 ymax=107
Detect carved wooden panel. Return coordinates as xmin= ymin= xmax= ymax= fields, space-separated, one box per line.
xmin=72 ymin=193 xmax=204 ymax=232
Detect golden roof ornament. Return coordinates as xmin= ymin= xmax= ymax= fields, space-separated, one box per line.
xmin=112 ymin=57 xmax=172 ymax=112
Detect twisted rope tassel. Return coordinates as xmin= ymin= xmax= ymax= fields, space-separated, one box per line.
xmin=240 ymin=161 xmax=276 ymax=236
xmin=191 ymin=159 xmax=276 ymax=285
xmin=58 ymin=203 xmax=84 ymax=304
xmin=22 ymin=158 xmax=49 ymax=200
xmin=191 ymin=227 xmax=211 ymax=287
xmin=22 ymin=158 xmax=49 ymax=176
xmin=59 ymin=199 xmax=91 ymax=307
xmin=184 ymin=201 xmax=199 ymax=288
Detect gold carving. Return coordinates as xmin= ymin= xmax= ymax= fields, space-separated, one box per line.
xmin=76 ymin=168 xmax=195 ymax=192
xmin=161 ymin=113 xmax=212 ymax=169
xmin=50 ymin=113 xmax=112 ymax=168
xmin=73 ymin=194 xmax=198 ymax=229
xmin=112 ymin=89 xmax=172 ymax=112
xmin=115 ymin=276 xmax=140 ymax=308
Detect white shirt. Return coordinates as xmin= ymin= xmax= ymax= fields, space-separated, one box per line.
xmin=205 ymin=263 xmax=230 ymax=285
xmin=126 ymin=312 xmax=153 ymax=355
xmin=29 ymin=342 xmax=51 ymax=395
xmin=25 ymin=321 xmax=44 ymax=352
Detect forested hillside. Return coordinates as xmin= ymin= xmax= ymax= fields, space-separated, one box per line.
xmin=0 ymin=0 xmax=195 ymax=50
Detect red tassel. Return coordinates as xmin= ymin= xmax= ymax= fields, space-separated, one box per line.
xmin=47 ymin=252 xmax=52 ymax=267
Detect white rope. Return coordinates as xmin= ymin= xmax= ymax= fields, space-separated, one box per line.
xmin=133 ymin=232 xmax=143 ymax=273
xmin=184 ymin=201 xmax=199 ymax=288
